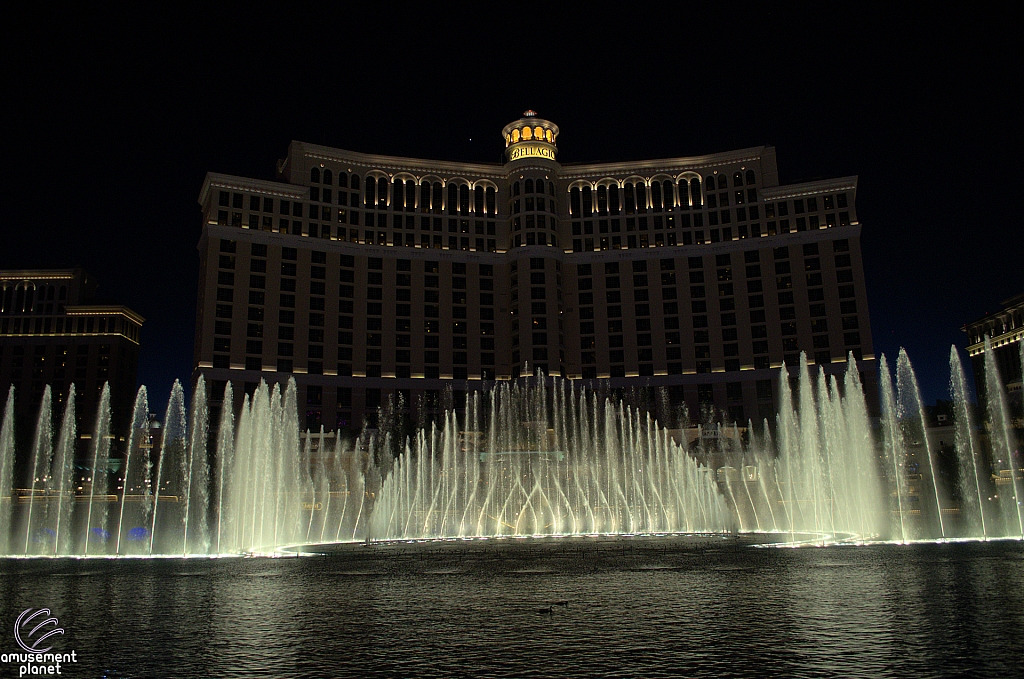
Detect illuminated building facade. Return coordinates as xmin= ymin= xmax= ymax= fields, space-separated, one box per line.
xmin=0 ymin=268 xmax=144 ymax=453
xmin=963 ymin=293 xmax=1024 ymax=410
xmin=194 ymin=112 xmax=875 ymax=430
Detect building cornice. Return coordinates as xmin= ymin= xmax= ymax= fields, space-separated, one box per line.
xmin=558 ymin=147 xmax=769 ymax=179
xmin=962 ymin=292 xmax=1024 ymax=356
xmin=0 ymin=270 xmax=78 ymax=282
xmin=293 ymin=141 xmax=508 ymax=180
xmin=965 ymin=329 xmax=1024 ymax=357
xmin=761 ymin=177 xmax=858 ymax=200
xmin=199 ymin=173 xmax=308 ymax=205
xmin=65 ymin=305 xmax=146 ymax=324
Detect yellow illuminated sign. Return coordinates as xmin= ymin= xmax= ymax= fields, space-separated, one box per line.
xmin=508 ymin=143 xmax=555 ymax=161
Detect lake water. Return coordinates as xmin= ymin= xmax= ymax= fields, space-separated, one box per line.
xmin=1 ymin=537 xmax=1022 ymax=678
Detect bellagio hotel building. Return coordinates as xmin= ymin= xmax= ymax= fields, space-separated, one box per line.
xmin=194 ymin=111 xmax=875 ymax=430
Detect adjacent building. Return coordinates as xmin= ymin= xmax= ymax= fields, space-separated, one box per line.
xmin=193 ymin=112 xmax=876 ymax=431
xmin=963 ymin=293 xmax=1024 ymax=416
xmin=0 ymin=269 xmax=144 ymax=456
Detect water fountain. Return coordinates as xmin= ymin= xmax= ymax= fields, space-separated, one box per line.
xmin=742 ymin=353 xmax=887 ymax=542
xmin=0 ymin=347 xmax=1020 ymax=557
xmin=983 ymin=339 xmax=1024 ymax=538
xmin=369 ymin=377 xmax=731 ymax=540
xmin=0 ymin=386 xmax=14 ymax=555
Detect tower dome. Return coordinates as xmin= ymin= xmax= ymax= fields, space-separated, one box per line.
xmin=501 ymin=111 xmax=559 ymax=163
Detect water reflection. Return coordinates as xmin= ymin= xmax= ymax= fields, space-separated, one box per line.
xmin=2 ymin=539 xmax=1021 ymax=678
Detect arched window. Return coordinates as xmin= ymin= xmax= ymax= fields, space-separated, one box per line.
xmin=582 ymin=186 xmax=593 ymax=216
xmin=420 ymin=182 xmax=431 ymax=212
xmin=513 ymin=181 xmax=520 ymax=196
xmin=378 ymin=179 xmax=388 ymax=208
xmin=717 ymin=175 xmax=727 ymax=190
xmin=609 ymin=185 xmax=620 ymax=214
xmin=663 ymin=180 xmax=674 ymax=209
xmin=545 ymin=129 xmax=553 ymax=143
xmin=745 ymin=169 xmax=756 ymax=185
xmin=364 ymin=177 xmax=376 ymax=207
xmin=678 ymin=180 xmax=690 ymax=209
xmin=690 ymin=178 xmax=703 ymax=207
xmin=323 ymin=169 xmax=333 ymax=185
xmin=447 ymin=184 xmax=458 ymax=214
xmin=311 ymin=167 xmax=320 ymax=183
xmin=522 ymin=127 xmax=533 ymax=140
xmin=536 ymin=179 xmax=545 ymax=194
xmin=405 ymin=180 xmax=416 ymax=211
xmin=534 ymin=126 xmax=543 ymax=140
xmin=459 ymin=184 xmax=470 ymax=215
xmin=570 ymin=187 xmax=581 ymax=216
xmin=432 ymin=182 xmax=442 ymax=214
xmin=733 ymin=172 xmax=743 ymax=187
xmin=474 ymin=186 xmax=484 ymax=213
xmin=351 ymin=175 xmax=360 ymax=191
xmin=512 ymin=129 xmax=520 ymax=143
xmin=549 ymin=182 xmax=555 ymax=196
xmin=636 ymin=183 xmax=648 ymax=213
xmin=486 ymin=187 xmax=496 ymax=215
xmin=338 ymin=172 xmax=348 ymax=188
xmin=525 ymin=178 xmax=534 ymax=194
xmin=651 ymin=182 xmax=663 ymax=211
xmin=596 ymin=185 xmax=607 ymax=214
xmin=624 ymin=183 xmax=636 ymax=214
xmin=392 ymin=179 xmax=405 ymax=210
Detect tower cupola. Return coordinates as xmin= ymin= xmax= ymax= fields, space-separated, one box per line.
xmin=502 ymin=110 xmax=559 ymax=163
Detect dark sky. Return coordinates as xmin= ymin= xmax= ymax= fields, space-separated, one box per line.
xmin=3 ymin=8 xmax=1020 ymax=412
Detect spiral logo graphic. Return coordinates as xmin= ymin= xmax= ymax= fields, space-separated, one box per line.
xmin=14 ymin=608 xmax=64 ymax=653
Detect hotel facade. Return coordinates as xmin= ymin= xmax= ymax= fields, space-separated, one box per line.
xmin=962 ymin=293 xmax=1024 ymax=415
xmin=194 ymin=112 xmax=875 ymax=431
xmin=0 ymin=268 xmax=144 ymax=451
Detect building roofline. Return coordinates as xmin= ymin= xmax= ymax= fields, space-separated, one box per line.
xmin=65 ymin=305 xmax=145 ymax=324
xmin=287 ymin=142 xmax=782 ymax=181
xmin=292 ymin=141 xmax=508 ymax=179
xmin=1002 ymin=292 xmax=1024 ymax=307
xmin=961 ymin=292 xmax=1024 ymax=330
xmin=0 ymin=269 xmax=82 ymax=281
xmin=559 ymin=146 xmax=771 ymax=177
xmin=199 ymin=172 xmax=308 ymax=205
xmin=761 ymin=176 xmax=858 ymax=199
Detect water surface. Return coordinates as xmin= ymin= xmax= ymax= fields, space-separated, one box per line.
xmin=2 ymin=538 xmax=1021 ymax=678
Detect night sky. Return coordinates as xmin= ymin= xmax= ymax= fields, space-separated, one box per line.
xmin=4 ymin=9 xmax=1020 ymax=412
